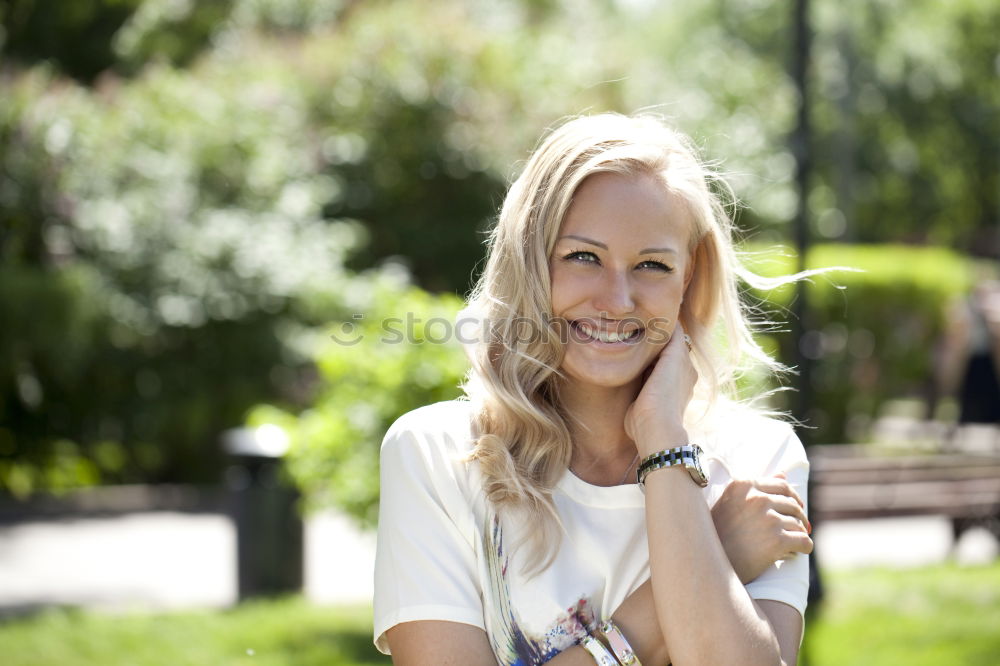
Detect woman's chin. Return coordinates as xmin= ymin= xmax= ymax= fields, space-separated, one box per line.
xmin=559 ymin=366 xmax=645 ymax=394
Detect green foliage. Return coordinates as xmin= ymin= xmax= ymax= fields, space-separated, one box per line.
xmin=249 ymin=288 xmax=468 ymax=526
xmin=0 ymin=262 xmax=106 ymax=495
xmin=111 ymin=0 xmax=235 ymax=74
xmin=0 ymin=0 xmax=351 ymax=81
xmin=0 ymin=54 xmax=368 ymax=495
xmin=5 ymin=0 xmax=997 ymax=253
xmin=713 ymin=0 xmax=1000 ymax=255
xmin=0 ymin=0 xmax=145 ymax=82
xmin=745 ymin=243 xmax=972 ymax=443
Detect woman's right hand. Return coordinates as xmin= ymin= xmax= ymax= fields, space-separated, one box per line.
xmin=710 ymin=472 xmax=814 ymax=584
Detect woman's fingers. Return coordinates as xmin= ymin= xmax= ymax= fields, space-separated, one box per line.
xmin=753 ymin=477 xmax=805 ymax=509
xmin=778 ymin=529 xmax=815 ymax=557
xmin=767 ymin=495 xmax=810 ymax=533
xmin=769 ymin=513 xmax=814 ymax=556
xmin=774 ymin=511 xmax=809 ymax=535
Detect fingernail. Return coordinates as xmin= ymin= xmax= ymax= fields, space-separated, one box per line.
xmin=806 ymin=520 xmax=812 ymax=535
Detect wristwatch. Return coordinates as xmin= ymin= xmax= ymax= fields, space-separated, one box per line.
xmin=637 ymin=444 xmax=709 ymax=488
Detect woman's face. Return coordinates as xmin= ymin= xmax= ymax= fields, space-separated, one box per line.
xmin=549 ymin=171 xmax=692 ymax=393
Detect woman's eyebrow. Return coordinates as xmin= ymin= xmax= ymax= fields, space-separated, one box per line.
xmin=558 ymin=234 xmax=607 ymax=249
xmin=558 ymin=234 xmax=678 ymax=255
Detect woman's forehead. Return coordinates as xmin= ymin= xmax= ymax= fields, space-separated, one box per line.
xmin=557 ymin=172 xmax=691 ymax=248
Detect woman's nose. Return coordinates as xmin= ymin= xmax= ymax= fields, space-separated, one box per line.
xmin=593 ymin=269 xmax=636 ymax=316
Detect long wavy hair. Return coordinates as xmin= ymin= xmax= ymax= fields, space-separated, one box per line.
xmin=462 ymin=113 xmax=795 ymax=571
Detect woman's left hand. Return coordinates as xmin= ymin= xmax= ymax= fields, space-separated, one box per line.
xmin=711 ymin=472 xmax=814 ymax=584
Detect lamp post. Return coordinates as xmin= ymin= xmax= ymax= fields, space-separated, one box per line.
xmin=790 ymin=0 xmax=814 ymax=446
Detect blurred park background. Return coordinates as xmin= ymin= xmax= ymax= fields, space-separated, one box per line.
xmin=1 ymin=0 xmax=998 ymax=664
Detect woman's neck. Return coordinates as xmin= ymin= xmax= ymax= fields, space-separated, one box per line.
xmin=560 ymin=380 xmax=641 ymax=483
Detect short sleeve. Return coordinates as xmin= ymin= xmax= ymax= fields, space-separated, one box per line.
xmin=372 ymin=410 xmax=485 ymax=654
xmin=742 ymin=424 xmax=811 ymax=619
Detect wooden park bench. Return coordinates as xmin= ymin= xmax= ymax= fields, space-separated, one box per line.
xmin=809 ymin=444 xmax=1000 ymax=541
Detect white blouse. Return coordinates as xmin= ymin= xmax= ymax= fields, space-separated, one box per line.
xmin=373 ymin=400 xmax=810 ymax=664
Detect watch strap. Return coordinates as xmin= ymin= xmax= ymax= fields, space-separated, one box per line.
xmin=637 ymin=444 xmax=708 ymax=487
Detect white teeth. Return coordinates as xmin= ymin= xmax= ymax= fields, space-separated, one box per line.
xmin=577 ymin=322 xmax=639 ymax=343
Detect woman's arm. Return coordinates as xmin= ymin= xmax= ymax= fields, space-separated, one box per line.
xmin=626 ymin=329 xmax=796 ymax=665
xmin=593 ymin=474 xmax=811 ymax=666
xmin=758 ymin=601 xmax=804 ymax=665
xmin=387 ymin=621 xmax=498 ymax=666
xmin=642 ymin=467 xmax=786 ymax=665
xmin=387 ymin=619 xmax=669 ymax=666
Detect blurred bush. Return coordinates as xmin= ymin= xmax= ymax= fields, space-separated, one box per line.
xmin=746 ymin=244 xmax=973 ymax=444
xmin=249 ymin=287 xmax=468 ymax=526
xmin=0 ymin=0 xmax=146 ymax=82
xmin=0 ymin=0 xmax=346 ymax=82
xmin=0 ymin=64 xmax=369 ymax=495
xmin=709 ymin=0 xmax=1000 ymax=254
xmin=807 ymin=0 xmax=999 ymax=253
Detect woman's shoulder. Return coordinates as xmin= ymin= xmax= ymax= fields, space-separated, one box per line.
xmin=382 ymin=399 xmax=478 ymax=460
xmin=693 ymin=399 xmax=796 ymax=439
xmin=380 ymin=400 xmax=486 ymax=512
xmin=693 ymin=401 xmax=805 ymax=472
xmin=720 ymin=405 xmax=797 ymax=441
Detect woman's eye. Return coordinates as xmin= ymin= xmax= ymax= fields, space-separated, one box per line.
xmin=564 ymin=251 xmax=599 ymax=264
xmin=638 ymin=260 xmax=673 ymax=272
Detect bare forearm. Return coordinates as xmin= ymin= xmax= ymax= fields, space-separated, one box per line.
xmin=544 ymin=587 xmax=671 ymax=666
xmin=543 ymin=646 xmax=607 ymax=665
xmin=643 ymin=467 xmax=783 ymax=665
xmin=608 ymin=579 xmax=672 ymax=665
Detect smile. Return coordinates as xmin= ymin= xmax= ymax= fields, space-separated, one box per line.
xmin=572 ymin=321 xmax=643 ymax=345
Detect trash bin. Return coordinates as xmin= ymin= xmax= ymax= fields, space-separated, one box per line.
xmin=222 ymin=425 xmax=303 ymax=600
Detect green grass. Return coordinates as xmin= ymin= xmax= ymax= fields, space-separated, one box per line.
xmin=803 ymin=561 xmax=1000 ymax=666
xmin=0 ymin=598 xmax=390 ymax=666
xmin=2 ymin=561 xmax=998 ymax=665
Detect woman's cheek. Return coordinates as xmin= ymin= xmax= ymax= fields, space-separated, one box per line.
xmin=646 ymin=316 xmax=676 ymax=346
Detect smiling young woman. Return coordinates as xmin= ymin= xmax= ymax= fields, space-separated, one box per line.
xmin=373 ymin=114 xmax=814 ymax=666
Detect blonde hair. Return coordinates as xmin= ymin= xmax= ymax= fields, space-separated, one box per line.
xmin=463 ymin=113 xmax=792 ymax=571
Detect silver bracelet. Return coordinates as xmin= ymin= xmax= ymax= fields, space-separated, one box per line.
xmin=600 ymin=619 xmax=642 ymax=666
xmin=580 ymin=635 xmax=619 ymax=666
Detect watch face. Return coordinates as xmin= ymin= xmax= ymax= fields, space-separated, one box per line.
xmin=691 ymin=445 xmax=708 ymax=486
